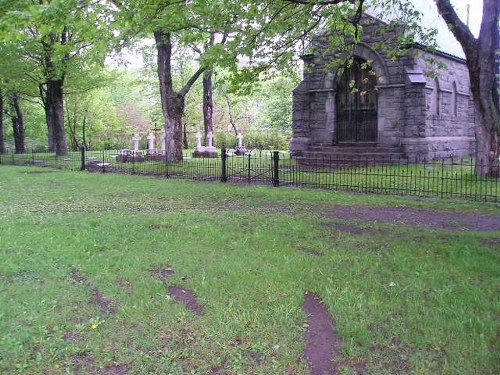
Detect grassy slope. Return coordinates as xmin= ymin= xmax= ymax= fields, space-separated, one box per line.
xmin=0 ymin=166 xmax=498 ymax=374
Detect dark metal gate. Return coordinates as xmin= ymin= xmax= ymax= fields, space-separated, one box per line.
xmin=336 ymin=57 xmax=378 ymax=143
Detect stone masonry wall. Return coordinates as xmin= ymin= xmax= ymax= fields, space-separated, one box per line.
xmin=291 ymin=15 xmax=475 ymax=160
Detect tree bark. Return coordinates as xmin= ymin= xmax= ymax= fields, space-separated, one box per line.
xmin=155 ymin=29 xmax=207 ymax=162
xmin=40 ymin=85 xmax=55 ymax=151
xmin=203 ymin=70 xmax=214 ymax=144
xmin=435 ymin=0 xmax=499 ymax=176
xmin=11 ymin=93 xmax=25 ymax=154
xmin=0 ymin=88 xmax=4 ymax=154
xmin=46 ymin=79 xmax=68 ymax=155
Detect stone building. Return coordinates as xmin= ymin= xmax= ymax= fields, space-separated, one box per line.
xmin=291 ymin=16 xmax=475 ymax=161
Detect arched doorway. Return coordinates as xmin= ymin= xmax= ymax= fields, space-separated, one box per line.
xmin=335 ymin=57 xmax=378 ymax=143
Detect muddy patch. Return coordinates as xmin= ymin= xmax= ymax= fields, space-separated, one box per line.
xmin=327 ymin=206 xmax=500 ymax=231
xmin=99 ymin=363 xmax=130 ymax=375
xmin=480 ymin=237 xmax=500 ymax=249
xmin=168 ymin=285 xmax=204 ymax=314
xmin=297 ymin=247 xmax=324 ymax=256
xmin=153 ymin=266 xmax=175 ymax=282
xmin=70 ymin=352 xmax=95 ymax=373
xmin=92 ymin=289 xmax=119 ymax=315
xmin=328 ymin=223 xmax=366 ymax=235
xmin=68 ymin=353 xmax=129 ymax=374
xmin=63 ymin=330 xmax=82 ymax=342
xmin=70 ymin=268 xmax=90 ymax=286
xmin=70 ymin=268 xmax=119 ymax=315
xmin=303 ymin=291 xmax=341 ymax=375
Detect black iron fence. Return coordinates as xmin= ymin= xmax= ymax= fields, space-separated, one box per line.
xmin=1 ymin=147 xmax=498 ymax=203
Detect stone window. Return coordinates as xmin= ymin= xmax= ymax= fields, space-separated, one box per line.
xmin=431 ymin=78 xmax=440 ymax=115
xmin=452 ymin=81 xmax=458 ymax=117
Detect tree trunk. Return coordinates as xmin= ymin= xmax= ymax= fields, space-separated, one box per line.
xmin=435 ymin=0 xmax=499 ymax=177
xmin=155 ymin=30 xmax=183 ymax=162
xmin=40 ymin=84 xmax=55 ymax=151
xmin=203 ymin=70 xmax=214 ymax=144
xmin=155 ymin=29 xmax=207 ymax=162
xmin=0 ymin=88 xmax=4 ymax=154
xmin=11 ymin=93 xmax=25 ymax=154
xmin=46 ymin=79 xmax=67 ymax=155
xmin=183 ymin=122 xmax=189 ymax=149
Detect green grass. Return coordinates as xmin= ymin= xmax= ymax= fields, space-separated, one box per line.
xmin=0 ymin=166 xmax=499 ymax=374
xmin=1 ymin=150 xmax=497 ymax=202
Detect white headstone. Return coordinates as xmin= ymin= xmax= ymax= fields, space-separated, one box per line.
xmin=207 ymin=131 xmax=214 ymax=148
xmin=237 ymin=132 xmax=243 ymax=147
xmin=195 ymin=132 xmax=202 ymax=148
xmin=161 ymin=133 xmax=166 ymax=151
xmin=132 ymin=134 xmax=141 ymax=151
xmin=147 ymin=133 xmax=155 ymax=150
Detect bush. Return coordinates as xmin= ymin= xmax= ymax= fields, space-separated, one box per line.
xmin=213 ymin=130 xmax=291 ymax=151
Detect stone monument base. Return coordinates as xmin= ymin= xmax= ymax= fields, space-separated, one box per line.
xmin=235 ymin=146 xmax=247 ymax=155
xmin=192 ymin=146 xmax=218 ymax=158
xmin=116 ymin=150 xmax=144 ymax=163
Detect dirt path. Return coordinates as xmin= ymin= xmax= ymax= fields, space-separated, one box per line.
xmin=303 ymin=291 xmax=341 ymax=375
xmin=327 ymin=206 xmax=500 ymax=231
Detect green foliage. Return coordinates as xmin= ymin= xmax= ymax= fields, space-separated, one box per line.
xmin=214 ymin=130 xmax=291 ymax=150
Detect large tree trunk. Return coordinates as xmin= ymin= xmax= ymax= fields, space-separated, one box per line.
xmin=0 ymin=88 xmax=4 ymax=154
xmin=11 ymin=93 xmax=25 ymax=154
xmin=203 ymin=70 xmax=214 ymax=144
xmin=40 ymin=85 xmax=55 ymax=151
xmin=155 ymin=29 xmax=207 ymax=162
xmin=46 ymin=79 xmax=67 ymax=155
xmin=155 ymin=30 xmax=183 ymax=162
xmin=436 ymin=0 xmax=499 ymax=177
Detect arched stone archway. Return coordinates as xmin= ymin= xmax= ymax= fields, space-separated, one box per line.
xmin=335 ymin=56 xmax=379 ymax=143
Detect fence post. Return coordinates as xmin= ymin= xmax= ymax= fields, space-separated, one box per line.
xmin=221 ymin=145 xmax=227 ymax=182
xmin=272 ymin=151 xmax=280 ymax=187
xmin=80 ymin=145 xmax=86 ymax=171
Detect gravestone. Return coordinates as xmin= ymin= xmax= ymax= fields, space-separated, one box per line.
xmin=192 ymin=131 xmax=217 ymax=158
xmin=116 ymin=134 xmax=144 ymax=162
xmin=235 ymin=132 xmax=248 ymax=155
xmin=147 ymin=133 xmax=156 ymax=155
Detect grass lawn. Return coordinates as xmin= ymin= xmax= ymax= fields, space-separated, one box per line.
xmin=0 ymin=165 xmax=498 ymax=374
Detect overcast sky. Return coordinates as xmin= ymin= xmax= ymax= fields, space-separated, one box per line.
xmin=412 ymin=0 xmax=482 ymax=57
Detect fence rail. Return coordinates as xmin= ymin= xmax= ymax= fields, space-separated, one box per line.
xmin=1 ymin=147 xmax=498 ymax=203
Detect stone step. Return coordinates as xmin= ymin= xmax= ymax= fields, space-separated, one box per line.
xmin=295 ymin=155 xmax=406 ymax=168
xmin=308 ymin=145 xmax=401 ymax=155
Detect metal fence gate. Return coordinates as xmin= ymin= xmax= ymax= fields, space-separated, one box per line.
xmin=336 ymin=57 xmax=378 ymax=143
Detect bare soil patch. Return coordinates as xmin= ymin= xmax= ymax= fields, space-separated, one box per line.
xmin=480 ymin=237 xmax=500 ymax=249
xmin=70 ymin=268 xmax=119 ymax=314
xmin=153 ymin=266 xmax=175 ymax=282
xmin=99 ymin=363 xmax=130 ymax=375
xmin=297 ymin=247 xmax=324 ymax=256
xmin=328 ymin=223 xmax=366 ymax=234
xmin=70 ymin=268 xmax=89 ymax=285
xmin=92 ymin=289 xmax=119 ymax=315
xmin=303 ymin=291 xmax=341 ymax=375
xmin=68 ymin=353 xmax=129 ymax=374
xmin=327 ymin=206 xmax=500 ymax=231
xmin=63 ymin=330 xmax=82 ymax=342
xmin=168 ymin=285 xmax=204 ymax=314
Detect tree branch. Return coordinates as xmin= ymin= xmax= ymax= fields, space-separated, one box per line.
xmin=179 ymin=66 xmax=208 ymax=97
xmin=434 ymin=0 xmax=477 ymax=57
